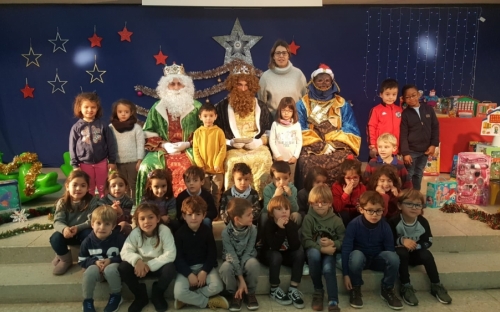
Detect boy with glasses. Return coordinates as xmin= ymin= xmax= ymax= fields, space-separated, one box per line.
xmin=388 ymin=189 xmax=452 ymax=306
xmin=342 ymin=191 xmax=402 ymax=310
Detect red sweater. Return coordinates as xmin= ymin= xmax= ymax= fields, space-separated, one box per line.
xmin=366 ymin=103 xmax=403 ymax=153
xmin=332 ymin=182 xmax=367 ymax=214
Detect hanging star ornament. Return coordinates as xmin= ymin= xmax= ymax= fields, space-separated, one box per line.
xmin=21 ymin=78 xmax=35 ymax=98
xmin=88 ymin=26 xmax=102 ymax=48
xmin=289 ymin=40 xmax=300 ymax=55
xmin=48 ymin=28 xmax=69 ymax=52
xmin=212 ymin=18 xmax=262 ymax=65
xmin=47 ymin=68 xmax=68 ymax=93
xmin=21 ymin=44 xmax=42 ymax=67
xmin=118 ymin=23 xmax=133 ymax=42
xmin=154 ymin=47 xmax=168 ymax=65
xmin=87 ymin=55 xmax=106 ymax=83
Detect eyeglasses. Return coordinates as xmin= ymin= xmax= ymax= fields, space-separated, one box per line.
xmin=311 ymin=202 xmax=330 ymax=208
xmin=274 ymin=51 xmax=288 ymax=56
xmin=361 ymin=208 xmax=384 ymax=216
xmin=405 ymin=94 xmax=419 ymax=100
xmin=402 ymin=202 xmax=423 ymax=209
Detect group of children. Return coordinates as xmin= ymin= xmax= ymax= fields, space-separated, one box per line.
xmin=52 ymin=78 xmax=444 ymax=312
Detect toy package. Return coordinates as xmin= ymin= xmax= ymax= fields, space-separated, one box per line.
xmin=469 ymin=141 xmax=490 ymax=152
xmin=450 ymin=155 xmax=459 ymax=179
xmin=0 ymin=180 xmax=21 ymax=212
xmin=476 ymin=102 xmax=497 ymax=119
xmin=424 ymin=144 xmax=440 ymax=176
xmin=456 ymin=152 xmax=491 ymax=205
xmin=426 ymin=179 xmax=457 ymax=208
xmin=485 ymin=147 xmax=500 ymax=180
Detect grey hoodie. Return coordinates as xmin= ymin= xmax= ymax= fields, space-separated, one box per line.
xmin=221 ymin=221 xmax=257 ymax=276
xmin=302 ymin=206 xmax=346 ymax=252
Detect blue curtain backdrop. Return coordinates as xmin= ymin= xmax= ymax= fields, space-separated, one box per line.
xmin=1 ymin=4 xmax=499 ymax=167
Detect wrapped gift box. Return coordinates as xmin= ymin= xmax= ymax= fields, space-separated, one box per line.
xmin=456 ymin=152 xmax=491 ymax=205
xmin=426 ymin=179 xmax=458 ymax=208
xmin=0 ymin=180 xmax=21 ymax=212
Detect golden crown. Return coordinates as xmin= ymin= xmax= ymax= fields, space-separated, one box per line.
xmin=231 ymin=63 xmax=254 ymax=75
xmin=163 ymin=63 xmax=185 ymax=76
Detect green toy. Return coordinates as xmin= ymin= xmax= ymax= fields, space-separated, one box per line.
xmin=0 ymin=152 xmax=62 ymax=203
xmin=60 ymin=152 xmax=73 ymax=177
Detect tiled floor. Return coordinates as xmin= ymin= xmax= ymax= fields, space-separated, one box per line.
xmin=1 ymin=290 xmax=500 ymax=312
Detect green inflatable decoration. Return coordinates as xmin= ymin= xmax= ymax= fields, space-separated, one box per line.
xmin=0 ymin=152 xmax=62 ymax=203
xmin=60 ymin=152 xmax=73 ymax=177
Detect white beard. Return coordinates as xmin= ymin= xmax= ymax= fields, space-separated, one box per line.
xmin=160 ymin=89 xmax=194 ymax=119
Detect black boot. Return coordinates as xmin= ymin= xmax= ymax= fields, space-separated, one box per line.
xmin=128 ymin=283 xmax=149 ymax=312
xmin=151 ymin=281 xmax=168 ymax=312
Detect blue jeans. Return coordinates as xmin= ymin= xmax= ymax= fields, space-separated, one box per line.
xmin=49 ymin=228 xmax=92 ymax=255
xmin=405 ymin=151 xmax=428 ymax=191
xmin=307 ymin=248 xmax=338 ymax=303
xmin=348 ymin=250 xmax=400 ymax=289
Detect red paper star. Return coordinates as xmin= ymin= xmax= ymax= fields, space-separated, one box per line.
xmin=21 ymin=84 xmax=35 ymax=98
xmin=118 ymin=26 xmax=133 ymax=42
xmin=88 ymin=33 xmax=103 ymax=48
xmin=289 ymin=40 xmax=300 ymax=55
xmin=154 ymin=50 xmax=168 ymax=65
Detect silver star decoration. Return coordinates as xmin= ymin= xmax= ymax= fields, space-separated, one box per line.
xmin=87 ymin=55 xmax=106 ymax=83
xmin=21 ymin=46 xmax=42 ymax=67
xmin=47 ymin=69 xmax=68 ymax=93
xmin=48 ymin=28 xmax=69 ymax=53
xmin=213 ymin=18 xmax=262 ymax=65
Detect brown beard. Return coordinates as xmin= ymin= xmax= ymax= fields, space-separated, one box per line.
xmin=229 ymin=89 xmax=255 ymax=118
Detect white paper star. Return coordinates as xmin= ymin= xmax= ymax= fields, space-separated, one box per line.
xmin=21 ymin=46 xmax=42 ymax=67
xmin=47 ymin=69 xmax=68 ymax=93
xmin=212 ymin=18 xmax=262 ymax=65
xmin=48 ymin=29 xmax=69 ymax=53
xmin=10 ymin=209 xmax=29 ymax=223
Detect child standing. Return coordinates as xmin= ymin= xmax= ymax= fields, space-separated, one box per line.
xmin=332 ymin=158 xmax=366 ymax=227
xmin=219 ymin=198 xmax=260 ymax=312
xmin=342 ymin=191 xmax=402 ymax=310
xmin=367 ymin=79 xmax=402 ymax=157
xmin=193 ymin=103 xmax=226 ymax=208
xmin=70 ymin=92 xmax=117 ymax=197
xmin=50 ymin=171 xmax=99 ymax=275
xmin=79 ymin=205 xmax=125 ymax=312
xmin=297 ymin=166 xmax=328 ymax=220
xmin=388 ymin=189 xmax=452 ymax=306
xmin=269 ymin=97 xmax=303 ymax=183
xmin=367 ymin=164 xmax=401 ymax=219
xmin=176 ymin=166 xmax=217 ymax=228
xmin=260 ymin=195 xmax=305 ymax=308
xmin=363 ymin=133 xmax=412 ymax=189
xmin=119 ymin=203 xmax=177 ymax=312
xmin=400 ymin=85 xmax=440 ymax=190
xmin=97 ymin=171 xmax=134 ymax=235
xmin=141 ymin=169 xmax=178 ymax=232
xmin=173 ymin=196 xmax=229 ymax=310
xmin=219 ymin=163 xmax=261 ymax=225
xmin=109 ymin=99 xmax=145 ymax=202
xmin=302 ymin=185 xmax=345 ymax=312
xmin=262 ymin=161 xmax=301 ymax=229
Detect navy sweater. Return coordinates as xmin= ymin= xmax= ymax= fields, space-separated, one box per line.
xmin=174 ymin=223 xmax=218 ymax=277
xmin=341 ymin=215 xmax=395 ymax=276
xmin=78 ymin=228 xmax=125 ymax=269
xmin=399 ymin=104 xmax=440 ymax=155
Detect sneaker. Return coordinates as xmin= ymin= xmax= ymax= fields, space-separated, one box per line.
xmin=302 ymin=263 xmax=310 ymax=276
xmin=229 ymin=297 xmax=242 ymax=312
xmin=431 ymin=283 xmax=452 ymax=304
xmin=104 ymin=293 xmax=123 ymax=312
xmin=82 ymin=299 xmax=96 ymax=312
xmin=174 ymin=299 xmax=186 ymax=310
xmin=400 ymin=284 xmax=419 ymax=306
xmin=311 ymin=289 xmax=324 ymax=311
xmin=270 ymin=287 xmax=292 ymax=305
xmin=349 ymin=286 xmax=363 ymax=309
xmin=328 ymin=302 xmax=341 ymax=312
xmin=288 ymin=287 xmax=305 ymax=309
xmin=380 ymin=287 xmax=403 ymax=310
xmin=207 ymin=295 xmax=229 ymax=310
xmin=246 ymin=293 xmax=259 ymax=310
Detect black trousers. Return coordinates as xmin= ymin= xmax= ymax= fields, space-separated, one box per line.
xmin=396 ymin=247 xmax=440 ymax=284
xmin=118 ymin=261 xmax=176 ymax=295
xmin=261 ymin=247 xmax=305 ymax=286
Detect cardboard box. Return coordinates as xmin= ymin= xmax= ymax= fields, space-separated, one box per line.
xmin=0 ymin=180 xmax=21 ymax=212
xmin=450 ymin=155 xmax=459 ymax=179
xmin=469 ymin=141 xmax=490 ymax=152
xmin=456 ymin=152 xmax=491 ymax=205
xmin=476 ymin=143 xmax=493 ymax=154
xmin=426 ymin=179 xmax=458 ymax=208
xmin=485 ymin=147 xmax=500 ymax=180
xmin=476 ymin=102 xmax=497 ymax=118
xmin=424 ymin=144 xmax=440 ymax=176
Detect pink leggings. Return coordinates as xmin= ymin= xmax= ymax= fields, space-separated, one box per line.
xmin=80 ymin=159 xmax=108 ymax=198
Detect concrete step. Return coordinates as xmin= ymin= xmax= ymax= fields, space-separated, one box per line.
xmin=1 ymin=251 xmax=500 ymax=303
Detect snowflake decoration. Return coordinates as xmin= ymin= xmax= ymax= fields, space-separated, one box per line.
xmin=10 ymin=209 xmax=29 ymax=223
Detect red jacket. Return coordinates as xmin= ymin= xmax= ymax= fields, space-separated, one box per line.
xmin=332 ymin=182 xmax=367 ymax=214
xmin=366 ymin=103 xmax=403 ymax=153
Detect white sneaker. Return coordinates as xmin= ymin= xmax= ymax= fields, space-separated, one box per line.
xmin=302 ymin=263 xmax=309 ymax=276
